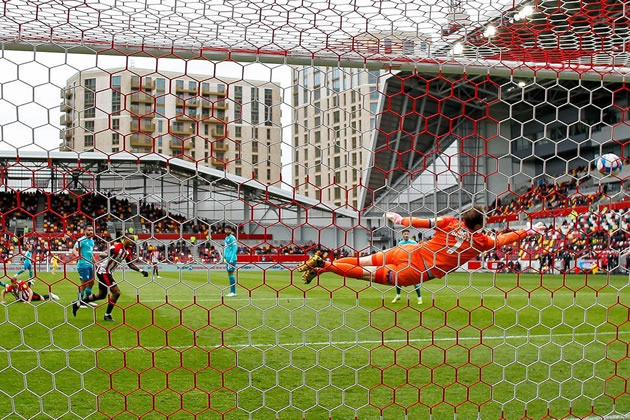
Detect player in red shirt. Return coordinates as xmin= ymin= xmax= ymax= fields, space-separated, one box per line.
xmin=71 ymin=237 xmax=148 ymax=322
xmin=1 ymin=277 xmax=59 ymax=304
xmin=298 ymin=207 xmax=544 ymax=286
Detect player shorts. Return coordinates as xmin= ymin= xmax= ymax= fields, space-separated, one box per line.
xmin=78 ymin=266 xmax=94 ymax=283
xmin=225 ymin=261 xmax=237 ymax=273
xmin=371 ymin=245 xmax=434 ymax=287
xmin=96 ymin=272 xmax=117 ymax=293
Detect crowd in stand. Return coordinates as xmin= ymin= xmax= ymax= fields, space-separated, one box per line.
xmin=43 ymin=193 xmax=134 ymax=235
xmin=487 ymin=165 xmax=605 ymax=216
xmin=485 ymin=206 xmax=630 ymax=273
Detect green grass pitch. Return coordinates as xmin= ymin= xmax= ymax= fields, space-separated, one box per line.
xmin=1 ymin=269 xmax=629 ymax=419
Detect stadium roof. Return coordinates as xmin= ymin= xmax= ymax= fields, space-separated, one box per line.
xmin=0 ymin=151 xmax=358 ymax=219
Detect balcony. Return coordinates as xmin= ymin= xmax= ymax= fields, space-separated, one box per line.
xmin=176 ymin=114 xmax=197 ymax=122
xmin=211 ymin=157 xmax=225 ymax=167
xmin=59 ymin=130 xmax=73 ymax=139
xmin=130 ymin=92 xmax=154 ymax=104
xmin=170 ymin=139 xmax=193 ymax=149
xmin=202 ymin=86 xmax=227 ymax=97
xmin=60 ymin=88 xmax=73 ymax=99
xmin=211 ymin=129 xmax=226 ymax=138
xmin=60 ymin=103 xmax=72 ymax=112
xmin=213 ymin=141 xmax=229 ymax=151
xmin=204 ymin=116 xmax=228 ymax=124
xmin=215 ymin=101 xmax=229 ymax=110
xmin=175 ymin=84 xmax=197 ymax=94
xmin=130 ymin=121 xmax=155 ymax=133
xmin=130 ymin=134 xmax=154 ymax=147
xmin=59 ymin=115 xmax=72 ymax=125
xmin=131 ymin=77 xmax=155 ymax=90
xmin=176 ymin=98 xmax=199 ymax=107
xmin=129 ymin=105 xmax=155 ymax=118
xmin=170 ymin=125 xmax=194 ymax=136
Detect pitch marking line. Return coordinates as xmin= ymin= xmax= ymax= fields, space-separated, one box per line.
xmin=3 ymin=330 xmax=629 ymax=353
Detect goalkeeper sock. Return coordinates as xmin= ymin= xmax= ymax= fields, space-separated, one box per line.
xmin=415 ymin=285 xmax=421 ymax=297
xmin=83 ymin=288 xmax=92 ymax=299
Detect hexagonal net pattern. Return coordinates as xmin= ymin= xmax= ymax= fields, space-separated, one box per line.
xmin=0 ymin=1 xmax=629 ymax=419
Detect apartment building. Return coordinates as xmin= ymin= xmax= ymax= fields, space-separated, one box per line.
xmin=60 ymin=69 xmax=282 ymax=183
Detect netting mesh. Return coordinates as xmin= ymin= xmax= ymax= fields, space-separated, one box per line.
xmin=0 ymin=0 xmax=630 ymax=418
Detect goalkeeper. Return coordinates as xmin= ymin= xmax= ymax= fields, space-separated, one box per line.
xmin=298 ymin=207 xmax=544 ymax=285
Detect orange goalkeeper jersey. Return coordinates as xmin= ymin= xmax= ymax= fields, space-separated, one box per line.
xmin=401 ymin=216 xmax=527 ymax=278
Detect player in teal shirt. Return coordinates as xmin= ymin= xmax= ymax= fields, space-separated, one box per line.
xmin=223 ymin=225 xmax=238 ymax=297
xmin=14 ymin=242 xmax=34 ymax=281
xmin=73 ymin=225 xmax=96 ymax=305
xmin=391 ymin=229 xmax=423 ymax=305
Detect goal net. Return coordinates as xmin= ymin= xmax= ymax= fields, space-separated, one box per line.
xmin=0 ymin=0 xmax=629 ymax=418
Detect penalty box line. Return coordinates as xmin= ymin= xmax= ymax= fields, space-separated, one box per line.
xmin=4 ymin=330 xmax=629 ymax=353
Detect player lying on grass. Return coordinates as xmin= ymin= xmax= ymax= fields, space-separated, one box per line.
xmin=1 ymin=277 xmax=59 ymax=304
xmin=297 ymin=207 xmax=545 ymax=286
xmin=72 ymin=236 xmax=148 ymax=322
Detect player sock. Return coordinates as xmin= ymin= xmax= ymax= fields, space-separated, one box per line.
xmin=106 ymin=303 xmax=115 ymax=314
xmin=83 ymin=288 xmax=92 ymax=299
xmin=320 ymin=262 xmax=366 ymax=279
xmin=228 ymin=274 xmax=236 ymax=294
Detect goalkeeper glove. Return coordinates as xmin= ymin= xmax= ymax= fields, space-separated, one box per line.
xmin=141 ymin=270 xmax=149 ymax=277
xmin=526 ymin=221 xmax=546 ymax=235
xmin=384 ymin=212 xmax=403 ymax=225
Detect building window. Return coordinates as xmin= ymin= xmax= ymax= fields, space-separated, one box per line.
xmin=204 ymin=124 xmax=209 ymax=135
xmin=264 ymin=88 xmax=273 ymax=126
xmin=84 ymin=108 xmax=95 ymax=119
xmin=253 ymin=127 xmax=258 ymax=139
xmin=112 ymin=147 xmax=119 ymax=152
xmin=235 ymin=126 xmax=242 ymax=137
xmin=157 ymin=96 xmax=165 ymax=115
xmin=158 ymin=136 xmax=162 ymax=147
xmin=251 ymin=87 xmax=259 ymax=125
xmin=157 ymin=120 xmax=163 ymax=132
xmin=188 ymin=81 xmax=197 ymax=91
xmin=156 ymin=78 xmax=165 ymax=91
xmin=235 ymin=167 xmax=241 ymax=176
xmin=333 ymin=111 xmax=340 ymax=123
xmin=234 ymin=85 xmax=243 ymax=121
xmin=267 ymin=169 xmax=271 ymax=180
xmin=176 ymin=80 xmax=184 ymax=90
xmin=252 ymin=141 xmax=258 ymax=153
xmin=84 ymin=135 xmax=94 ymax=147
xmin=112 ymin=119 xmax=120 ymax=130
xmin=368 ymin=70 xmax=379 ymax=84
xmin=266 ymin=129 xmax=271 ymax=140
xmin=254 ymin=169 xmax=259 ymax=179
xmin=112 ymin=134 xmax=119 ymax=145
xmin=85 ymin=120 xmax=94 ymax=132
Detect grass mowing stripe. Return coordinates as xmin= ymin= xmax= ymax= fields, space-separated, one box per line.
xmin=3 ymin=330 xmax=627 ymax=353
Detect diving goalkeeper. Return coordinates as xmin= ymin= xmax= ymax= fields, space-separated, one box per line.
xmin=298 ymin=207 xmax=544 ymax=285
